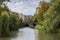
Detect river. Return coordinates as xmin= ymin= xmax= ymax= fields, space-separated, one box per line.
xmin=0 ymin=27 xmax=60 ymax=40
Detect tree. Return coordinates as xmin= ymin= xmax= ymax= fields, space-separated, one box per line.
xmin=34 ymin=1 xmax=50 ymax=25
xmin=43 ymin=0 xmax=60 ymax=32
xmin=1 ymin=12 xmax=10 ymax=36
xmin=9 ymin=13 xmax=19 ymax=31
xmin=18 ymin=18 xmax=24 ymax=28
xmin=1 ymin=5 xmax=10 ymax=15
xmin=0 ymin=0 xmax=9 ymax=15
xmin=35 ymin=0 xmax=60 ymax=32
xmin=0 ymin=16 xmax=2 ymax=36
xmin=0 ymin=4 xmax=10 ymax=36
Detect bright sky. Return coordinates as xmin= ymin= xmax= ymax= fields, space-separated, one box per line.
xmin=5 ymin=0 xmax=50 ymax=16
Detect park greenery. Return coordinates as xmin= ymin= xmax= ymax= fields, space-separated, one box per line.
xmin=0 ymin=0 xmax=60 ymax=37
xmin=34 ymin=0 xmax=60 ymax=33
xmin=0 ymin=0 xmax=33 ymax=37
xmin=0 ymin=0 xmax=24 ymax=37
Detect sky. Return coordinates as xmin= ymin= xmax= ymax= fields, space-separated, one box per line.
xmin=4 ymin=0 xmax=50 ymax=16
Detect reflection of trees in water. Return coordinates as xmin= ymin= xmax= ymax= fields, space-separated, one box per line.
xmin=0 ymin=30 xmax=23 ymax=40
xmin=0 ymin=37 xmax=11 ymax=40
xmin=10 ymin=31 xmax=19 ymax=38
xmin=39 ymin=32 xmax=60 ymax=40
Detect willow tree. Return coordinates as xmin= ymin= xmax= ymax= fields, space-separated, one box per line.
xmin=0 ymin=0 xmax=10 ymax=15
xmin=0 ymin=0 xmax=10 ymax=36
xmin=1 ymin=11 xmax=10 ymax=36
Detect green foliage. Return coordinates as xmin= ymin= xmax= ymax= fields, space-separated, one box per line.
xmin=43 ymin=1 xmax=60 ymax=32
xmin=9 ymin=13 xmax=19 ymax=31
xmin=0 ymin=4 xmax=10 ymax=36
xmin=0 ymin=16 xmax=2 ymax=36
xmin=35 ymin=0 xmax=60 ymax=32
xmin=1 ymin=12 xmax=10 ymax=36
xmin=18 ymin=18 xmax=24 ymax=28
xmin=34 ymin=1 xmax=50 ymax=25
xmin=1 ymin=5 xmax=10 ymax=15
xmin=35 ymin=25 xmax=45 ymax=31
xmin=0 ymin=0 xmax=25 ymax=37
xmin=0 ymin=0 xmax=10 ymax=14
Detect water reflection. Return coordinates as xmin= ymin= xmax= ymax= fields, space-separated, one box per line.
xmin=0 ymin=31 xmax=18 ymax=40
xmin=38 ymin=32 xmax=60 ymax=40
xmin=11 ymin=27 xmax=38 ymax=40
xmin=0 ymin=27 xmax=38 ymax=40
xmin=0 ymin=27 xmax=60 ymax=40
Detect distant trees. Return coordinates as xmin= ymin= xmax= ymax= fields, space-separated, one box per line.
xmin=18 ymin=18 xmax=24 ymax=28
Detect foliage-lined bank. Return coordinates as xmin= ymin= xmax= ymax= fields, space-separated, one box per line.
xmin=34 ymin=0 xmax=60 ymax=32
xmin=0 ymin=0 xmax=33 ymax=37
xmin=0 ymin=1 xmax=24 ymax=37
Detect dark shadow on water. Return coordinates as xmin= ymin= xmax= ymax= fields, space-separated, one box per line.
xmin=0 ymin=31 xmax=19 ymax=40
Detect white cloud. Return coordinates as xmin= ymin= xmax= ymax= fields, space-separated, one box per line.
xmin=15 ymin=1 xmax=23 ymax=6
xmin=6 ymin=0 xmax=40 ymax=15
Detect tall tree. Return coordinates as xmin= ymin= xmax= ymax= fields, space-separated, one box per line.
xmin=43 ymin=0 xmax=60 ymax=32
xmin=9 ymin=12 xmax=19 ymax=30
xmin=1 ymin=11 xmax=10 ymax=36
xmin=0 ymin=0 xmax=10 ymax=15
xmin=34 ymin=1 xmax=50 ymax=25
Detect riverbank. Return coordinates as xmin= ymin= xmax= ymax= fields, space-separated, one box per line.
xmin=35 ymin=24 xmax=60 ymax=33
xmin=0 ymin=27 xmax=60 ymax=40
xmin=0 ymin=27 xmax=38 ymax=40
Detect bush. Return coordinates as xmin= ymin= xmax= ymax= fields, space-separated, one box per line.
xmin=35 ymin=24 xmax=45 ymax=31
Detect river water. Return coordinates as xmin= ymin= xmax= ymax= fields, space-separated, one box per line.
xmin=0 ymin=27 xmax=60 ymax=40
